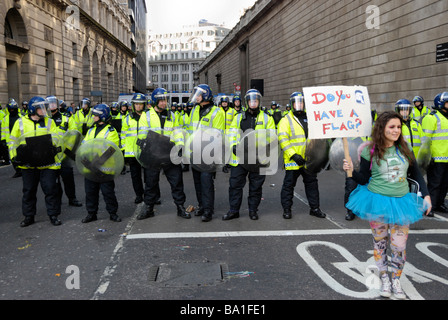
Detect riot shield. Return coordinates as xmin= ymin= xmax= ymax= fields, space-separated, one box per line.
xmin=75 ymin=139 xmax=124 ymax=183
xmin=135 ymin=129 xmax=180 ymax=169
xmin=110 ymin=119 xmax=122 ymax=133
xmin=304 ymin=138 xmax=331 ymax=174
xmin=185 ymin=128 xmax=231 ymax=173
xmin=417 ymin=136 xmax=431 ymax=176
xmin=272 ymin=112 xmax=283 ymax=126
xmin=329 ymin=137 xmax=365 ymax=175
xmin=61 ymin=130 xmax=83 ymax=166
xmin=14 ymin=132 xmax=65 ymax=167
xmin=236 ymin=129 xmax=280 ymax=173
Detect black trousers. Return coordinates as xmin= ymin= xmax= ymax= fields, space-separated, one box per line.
xmin=229 ymin=165 xmax=266 ymax=213
xmin=344 ymin=177 xmax=358 ymax=212
xmin=128 ymin=157 xmax=145 ymax=198
xmin=22 ymin=168 xmax=61 ymax=217
xmin=85 ymin=178 xmax=118 ymax=215
xmin=58 ymin=165 xmax=77 ymax=201
xmin=144 ymin=164 xmax=185 ymax=206
xmin=427 ymin=162 xmax=448 ymax=208
xmin=192 ymin=168 xmax=215 ymax=212
xmin=280 ymin=168 xmax=320 ymax=210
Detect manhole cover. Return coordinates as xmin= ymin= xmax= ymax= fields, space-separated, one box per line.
xmin=148 ymin=262 xmax=229 ymax=287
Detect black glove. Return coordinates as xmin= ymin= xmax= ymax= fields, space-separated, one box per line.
xmin=291 ymin=154 xmax=306 ymax=166
xmin=232 ymin=145 xmax=237 ymax=156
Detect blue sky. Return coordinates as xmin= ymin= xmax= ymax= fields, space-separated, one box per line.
xmin=147 ymin=0 xmax=257 ymax=33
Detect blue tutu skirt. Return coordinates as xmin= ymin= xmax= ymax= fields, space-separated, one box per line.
xmin=346 ymin=184 xmax=429 ymax=226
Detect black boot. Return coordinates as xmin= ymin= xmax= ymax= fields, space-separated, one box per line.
xmin=345 ymin=210 xmax=355 ymax=221
xmin=222 ymin=211 xmax=239 ymax=221
xmin=177 ymin=204 xmax=191 ymax=219
xmin=137 ymin=206 xmax=155 ymax=220
xmin=283 ymin=209 xmax=292 ymax=219
xmin=82 ymin=212 xmax=97 ymax=223
xmin=309 ymin=207 xmax=326 ymax=218
xmin=202 ymin=210 xmax=213 ymax=222
xmin=109 ymin=213 xmax=122 ymax=222
xmin=49 ymin=215 xmax=62 ymax=226
xmin=20 ymin=216 xmax=35 ymax=227
xmin=249 ymin=211 xmax=259 ymax=220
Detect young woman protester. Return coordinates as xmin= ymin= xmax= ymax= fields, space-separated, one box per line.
xmin=343 ymin=110 xmax=432 ymax=299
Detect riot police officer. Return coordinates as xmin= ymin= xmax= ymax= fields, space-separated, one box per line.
xmin=74 ymin=98 xmax=94 ymax=136
xmin=232 ymin=95 xmax=243 ymax=113
xmin=223 ymin=89 xmax=275 ymax=221
xmin=422 ymin=93 xmax=448 ymax=216
xmin=121 ymin=93 xmax=147 ymax=204
xmin=1 ymin=99 xmax=22 ymax=177
xmin=412 ymin=96 xmax=430 ymax=124
xmin=395 ymin=99 xmax=423 ymax=157
xmin=47 ymin=96 xmax=82 ymax=207
xmin=9 ymin=96 xmax=62 ymax=227
xmin=136 ymin=88 xmax=189 ymax=220
xmin=187 ymin=84 xmax=225 ymax=222
xmin=81 ymin=104 xmax=121 ymax=223
xmin=278 ymin=92 xmax=326 ymax=219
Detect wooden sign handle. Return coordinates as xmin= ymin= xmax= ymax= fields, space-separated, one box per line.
xmin=343 ymin=137 xmax=352 ymax=178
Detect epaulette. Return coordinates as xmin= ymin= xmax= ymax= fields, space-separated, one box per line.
xmin=430 ymin=111 xmax=437 ymax=115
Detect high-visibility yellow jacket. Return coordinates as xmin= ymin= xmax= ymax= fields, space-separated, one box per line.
xmin=402 ymin=119 xmax=423 ymax=157
xmin=228 ymin=110 xmax=275 ymax=166
xmin=411 ymin=105 xmax=430 ymax=124
xmin=223 ymin=107 xmax=237 ymax=133
xmin=9 ymin=116 xmax=61 ymax=170
xmin=277 ymin=112 xmax=308 ymax=170
xmin=138 ymin=108 xmax=184 ymax=148
xmin=187 ymin=104 xmax=225 ymax=133
xmin=422 ymin=111 xmax=448 ymax=163
xmin=121 ymin=113 xmax=143 ymax=158
xmin=73 ymin=109 xmax=95 ymax=135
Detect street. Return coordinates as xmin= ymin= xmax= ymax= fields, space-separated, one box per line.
xmin=1 ymin=161 xmax=448 ymax=303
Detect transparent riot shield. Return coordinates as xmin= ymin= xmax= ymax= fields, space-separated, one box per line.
xmin=329 ymin=137 xmax=365 ymax=175
xmin=184 ymin=128 xmax=231 ymax=173
xmin=236 ymin=129 xmax=280 ymax=174
xmin=304 ymin=138 xmax=331 ymax=175
xmin=134 ymin=129 xmax=181 ymax=169
xmin=75 ymin=139 xmax=124 ymax=183
xmin=14 ymin=131 xmax=65 ymax=167
xmin=61 ymin=130 xmax=83 ymax=167
xmin=417 ymin=136 xmax=432 ymax=176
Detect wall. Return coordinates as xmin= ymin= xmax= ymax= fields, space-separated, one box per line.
xmin=197 ymin=0 xmax=448 ymax=111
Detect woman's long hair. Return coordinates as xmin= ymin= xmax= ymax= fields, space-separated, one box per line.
xmin=369 ymin=110 xmax=415 ymax=165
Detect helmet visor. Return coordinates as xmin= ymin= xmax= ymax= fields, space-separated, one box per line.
xmin=396 ymin=104 xmax=412 ymax=120
xmin=291 ymin=95 xmax=305 ymax=111
xmin=189 ymin=87 xmax=207 ymax=104
xmin=33 ymin=100 xmax=51 ymax=118
xmin=46 ymin=97 xmax=59 ymax=111
xmin=245 ymin=92 xmax=261 ymax=109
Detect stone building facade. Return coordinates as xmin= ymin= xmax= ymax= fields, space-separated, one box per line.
xmin=0 ymin=0 xmax=135 ymax=106
xmin=148 ymin=20 xmax=230 ymax=104
xmin=197 ymin=0 xmax=448 ymax=111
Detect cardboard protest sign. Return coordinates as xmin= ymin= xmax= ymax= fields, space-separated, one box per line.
xmin=303 ymin=85 xmax=372 ymax=177
xmin=303 ymin=86 xmax=372 ymax=140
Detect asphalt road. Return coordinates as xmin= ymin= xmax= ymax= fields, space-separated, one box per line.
xmin=1 ymin=161 xmax=447 ymax=306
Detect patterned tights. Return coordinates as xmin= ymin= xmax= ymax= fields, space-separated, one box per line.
xmin=370 ymin=221 xmax=410 ymax=279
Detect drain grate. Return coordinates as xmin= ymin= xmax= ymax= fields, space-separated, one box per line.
xmin=148 ymin=262 xmax=228 ymax=287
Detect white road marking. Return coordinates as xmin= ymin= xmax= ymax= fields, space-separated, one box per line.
xmin=91 ymin=203 xmax=142 ymax=300
xmin=125 ymin=229 xmax=448 ymax=240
